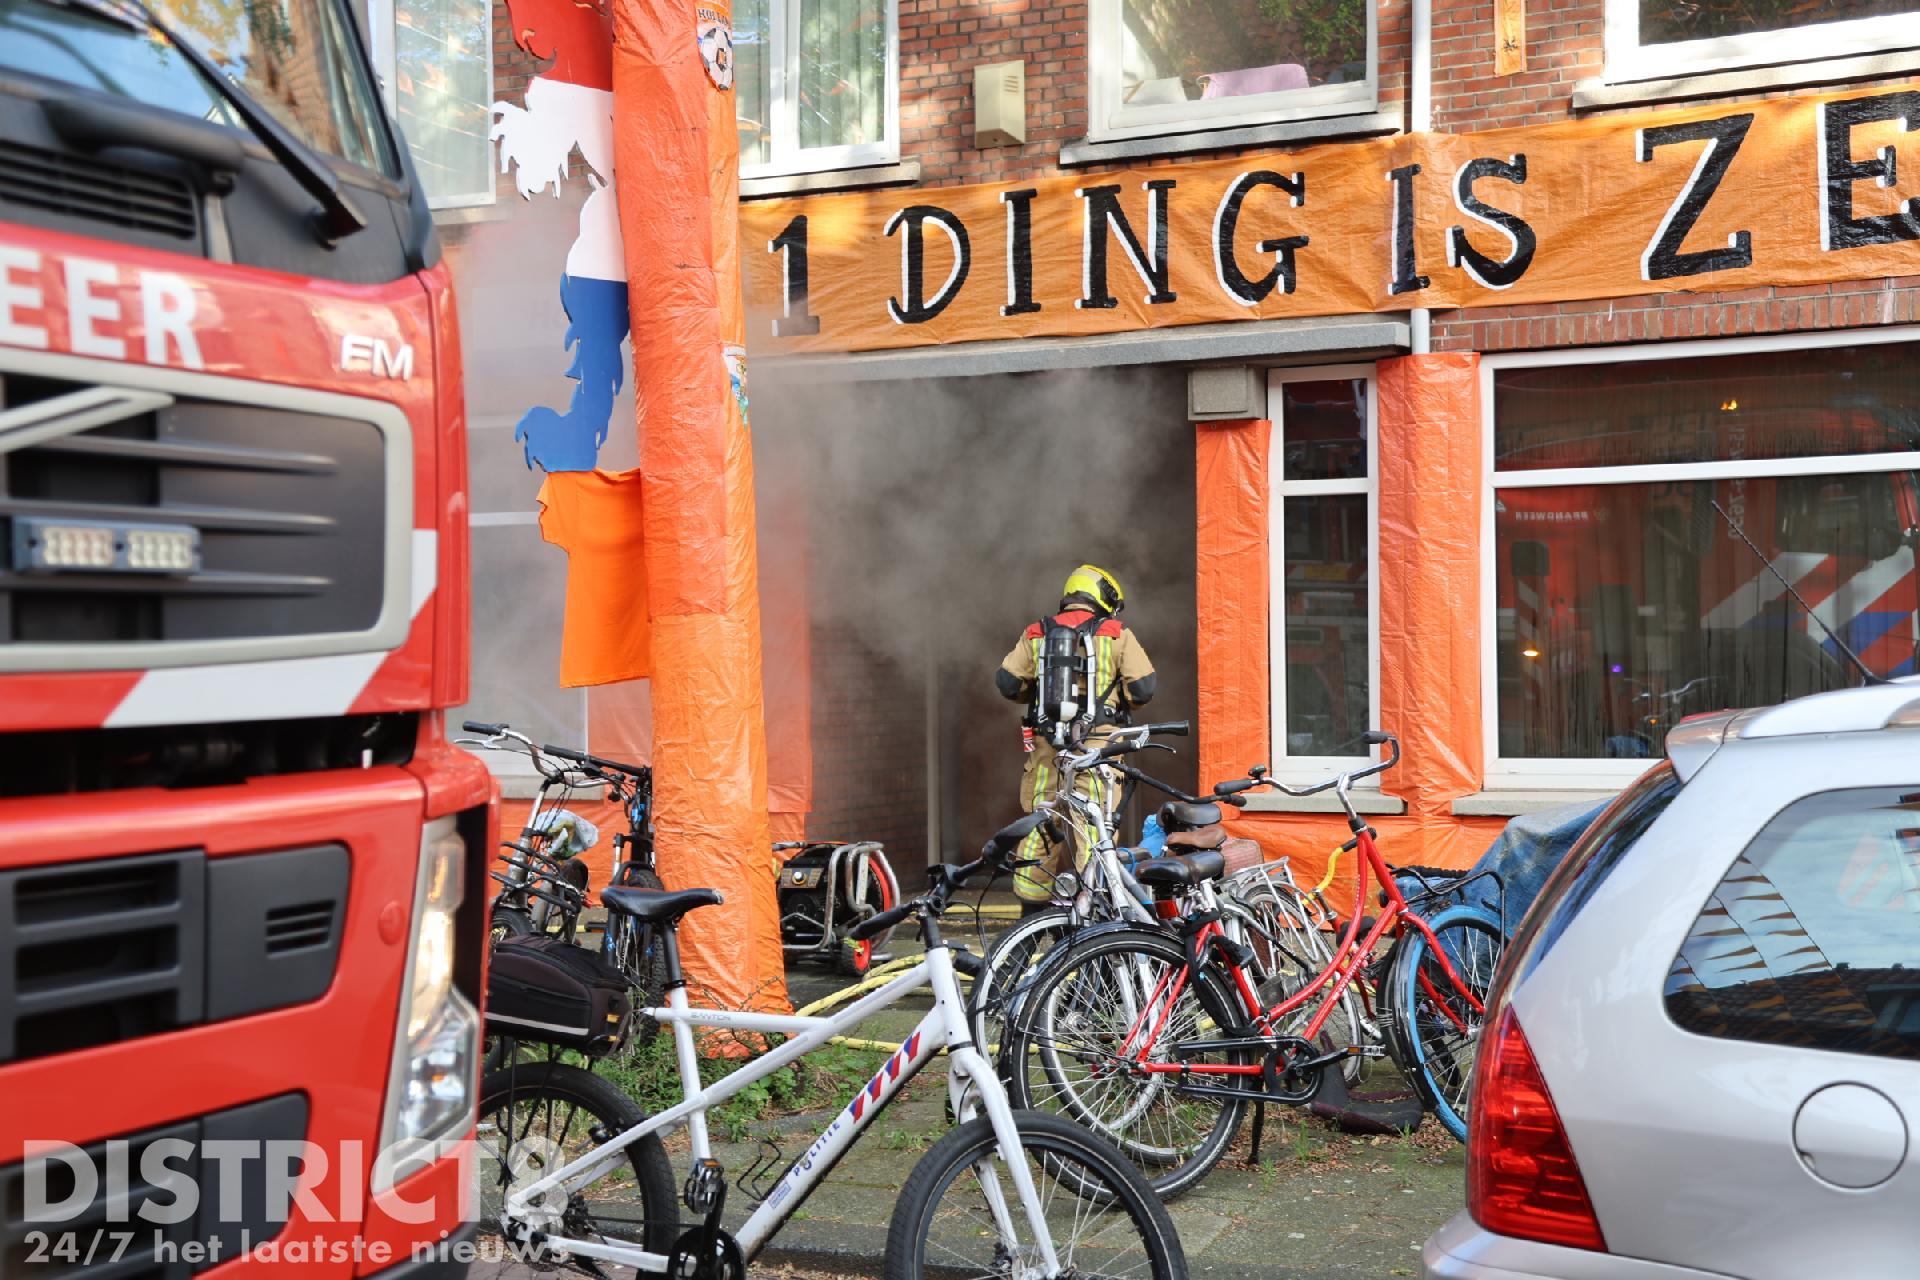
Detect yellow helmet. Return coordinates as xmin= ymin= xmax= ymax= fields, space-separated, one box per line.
xmin=1062 ymin=564 xmax=1125 ymax=616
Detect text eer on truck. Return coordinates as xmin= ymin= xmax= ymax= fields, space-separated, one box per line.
xmin=0 ymin=0 xmax=493 ymax=1275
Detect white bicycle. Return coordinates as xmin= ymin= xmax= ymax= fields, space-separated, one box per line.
xmin=475 ymin=812 xmax=1188 ymax=1280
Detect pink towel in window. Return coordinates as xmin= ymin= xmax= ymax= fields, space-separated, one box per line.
xmin=1199 ymin=63 xmax=1309 ymax=99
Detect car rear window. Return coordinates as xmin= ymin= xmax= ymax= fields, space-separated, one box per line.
xmin=1666 ymin=786 xmax=1920 ymax=1063
xmin=1495 ymin=761 xmax=1683 ymax=994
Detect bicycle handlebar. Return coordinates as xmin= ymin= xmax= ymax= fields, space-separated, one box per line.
xmin=848 ymin=812 xmax=1050 ymax=943
xmin=1260 ymin=730 xmax=1402 ymax=797
xmin=544 ymin=742 xmax=649 ymax=779
xmin=1106 ymin=760 xmax=1246 ymax=809
xmin=462 ymin=720 xmax=505 ymax=735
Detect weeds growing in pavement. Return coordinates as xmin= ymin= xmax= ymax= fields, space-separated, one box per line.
xmin=587 ymin=982 xmax=889 ymax=1142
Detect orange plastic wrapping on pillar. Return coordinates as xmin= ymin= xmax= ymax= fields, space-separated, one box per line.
xmin=610 ymin=0 xmax=787 ymax=1013
xmin=1194 ymin=419 xmax=1272 ymax=792
xmin=1375 ymin=352 xmax=1488 ymax=869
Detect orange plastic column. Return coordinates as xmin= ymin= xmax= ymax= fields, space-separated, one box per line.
xmin=1195 ymin=419 xmax=1273 ymax=790
xmin=610 ymin=0 xmax=787 ymax=1012
xmin=1375 ymin=352 xmax=1485 ymax=863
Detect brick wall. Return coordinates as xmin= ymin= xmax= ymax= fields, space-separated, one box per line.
xmin=803 ymin=622 xmax=929 ymax=870
xmin=1433 ymin=276 xmax=1920 ymax=352
xmin=889 ymin=0 xmax=1411 ymax=189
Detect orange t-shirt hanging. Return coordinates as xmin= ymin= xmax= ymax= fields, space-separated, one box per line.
xmin=536 ymin=468 xmax=651 ymax=687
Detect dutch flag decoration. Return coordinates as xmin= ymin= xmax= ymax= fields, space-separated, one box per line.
xmin=489 ymin=0 xmax=630 ymax=474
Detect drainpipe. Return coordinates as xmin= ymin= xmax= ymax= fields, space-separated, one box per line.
xmin=1409 ymin=0 xmax=1433 ymax=354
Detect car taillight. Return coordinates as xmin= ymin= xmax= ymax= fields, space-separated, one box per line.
xmin=1467 ymin=1005 xmax=1607 ymax=1253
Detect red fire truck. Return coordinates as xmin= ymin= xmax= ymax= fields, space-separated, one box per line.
xmin=0 ymin=1 xmax=490 ymax=1275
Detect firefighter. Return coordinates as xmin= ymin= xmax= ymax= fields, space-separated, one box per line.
xmin=995 ymin=565 xmax=1157 ymax=910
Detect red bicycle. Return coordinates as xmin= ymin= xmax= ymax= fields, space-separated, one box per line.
xmin=1005 ymin=730 xmax=1506 ymax=1198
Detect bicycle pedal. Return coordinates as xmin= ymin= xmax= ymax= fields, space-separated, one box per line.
xmin=684 ymin=1158 xmax=727 ymax=1218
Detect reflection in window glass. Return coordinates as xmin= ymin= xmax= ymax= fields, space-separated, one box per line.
xmin=1 ymin=0 xmax=389 ymax=173
xmin=735 ymin=0 xmax=771 ymax=165
xmin=1496 ymin=474 xmax=1920 ymax=759
xmin=797 ymin=0 xmax=888 ymax=151
xmin=1284 ymin=493 xmax=1368 ymax=755
xmin=1117 ymin=0 xmax=1367 ymax=106
xmin=1495 ymin=344 xmax=1920 ymax=472
xmin=1281 ymin=378 xmax=1367 ymax=482
xmin=1667 ymin=787 xmax=1920 ymax=1063
xmin=395 ymin=0 xmax=491 ymax=202
xmin=1638 ymin=0 xmax=1920 ymax=47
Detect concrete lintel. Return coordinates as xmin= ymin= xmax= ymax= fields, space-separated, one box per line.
xmin=1060 ymin=110 xmax=1401 ymax=167
xmin=756 ymin=315 xmax=1411 ymax=384
xmin=1240 ymin=790 xmax=1408 ymax=816
xmin=1571 ymin=49 xmax=1920 ymax=112
xmin=741 ymin=160 xmax=923 ymax=201
xmin=1450 ymin=788 xmax=1619 ymax=818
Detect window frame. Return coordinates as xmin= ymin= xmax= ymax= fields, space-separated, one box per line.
xmin=740 ymin=0 xmax=901 ymax=180
xmin=1268 ymin=365 xmax=1382 ymax=785
xmin=1086 ymin=0 xmax=1378 ymax=142
xmin=1478 ymin=327 xmax=1920 ymax=791
xmin=1604 ymin=0 xmax=1920 ymax=84
xmin=364 ymin=0 xmax=496 ymax=210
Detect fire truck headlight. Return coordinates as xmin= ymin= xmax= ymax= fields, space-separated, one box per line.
xmin=378 ymin=819 xmax=480 ymax=1189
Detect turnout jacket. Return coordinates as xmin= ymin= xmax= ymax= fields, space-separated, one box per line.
xmin=996 ymin=609 xmax=1157 ymax=723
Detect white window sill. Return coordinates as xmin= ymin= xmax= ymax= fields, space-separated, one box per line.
xmin=1241 ymin=790 xmax=1407 ymax=816
xmin=1061 ymin=110 xmax=1400 ymax=167
xmin=1572 ymin=47 xmax=1920 ymax=112
xmin=740 ymin=160 xmax=921 ymax=201
xmin=1450 ymin=789 xmax=1618 ymax=818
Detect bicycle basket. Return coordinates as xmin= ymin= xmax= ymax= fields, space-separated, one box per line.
xmin=485 ymin=935 xmax=632 ymax=1055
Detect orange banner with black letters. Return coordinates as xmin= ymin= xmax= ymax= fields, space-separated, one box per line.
xmin=742 ymin=83 xmax=1920 ymax=354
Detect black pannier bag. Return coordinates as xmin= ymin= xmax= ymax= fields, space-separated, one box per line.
xmin=486 ymin=935 xmax=633 ymax=1055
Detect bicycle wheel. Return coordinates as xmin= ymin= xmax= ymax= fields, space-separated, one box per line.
xmin=884 ymin=1110 xmax=1185 ymax=1280
xmin=1385 ymin=904 xmax=1505 ymax=1140
xmin=607 ymin=865 xmax=670 ymax=1046
xmin=970 ymin=907 xmax=1078 ymax=1067
xmin=475 ymin=1060 xmax=679 ymax=1273
xmin=1229 ymin=883 xmax=1370 ymax=1085
xmin=1007 ymin=926 xmax=1252 ymax=1199
xmin=490 ymin=901 xmax=533 ymax=945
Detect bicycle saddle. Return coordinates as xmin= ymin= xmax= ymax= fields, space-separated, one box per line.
xmin=599 ymin=886 xmax=723 ymax=922
xmin=1132 ymin=849 xmax=1227 ymax=888
xmin=1159 ymin=800 xmax=1222 ymax=831
xmin=1165 ymin=823 xmax=1228 ymax=850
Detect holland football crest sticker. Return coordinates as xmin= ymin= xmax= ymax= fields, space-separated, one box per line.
xmin=697 ymin=6 xmax=734 ymax=90
xmin=724 ymin=344 xmax=749 ymax=422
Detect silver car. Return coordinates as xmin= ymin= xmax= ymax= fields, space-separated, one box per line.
xmin=1425 ymin=680 xmax=1920 ymax=1280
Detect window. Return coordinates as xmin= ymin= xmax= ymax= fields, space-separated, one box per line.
xmin=1666 ymin=786 xmax=1920 ymax=1063
xmin=1270 ymin=368 xmax=1377 ymax=776
xmin=734 ymin=0 xmax=899 ymax=177
xmin=1607 ymin=0 xmax=1920 ymax=83
xmin=1484 ymin=335 xmax=1920 ymax=786
xmin=367 ymin=0 xmax=494 ymax=207
xmin=1089 ymin=0 xmax=1375 ymax=141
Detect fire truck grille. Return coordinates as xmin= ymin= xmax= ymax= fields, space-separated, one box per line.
xmin=0 ymin=1094 xmax=308 ymax=1278
xmin=0 ymin=370 xmax=387 ymax=652
xmin=0 ymin=140 xmax=200 ymax=242
xmin=0 ymin=846 xmax=348 ymax=1065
